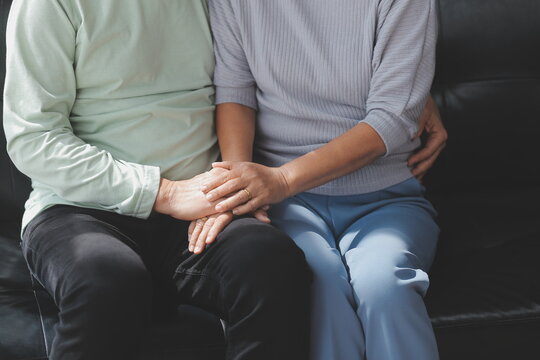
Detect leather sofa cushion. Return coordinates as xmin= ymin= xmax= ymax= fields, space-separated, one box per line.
xmin=426 ymin=187 xmax=540 ymax=326
xmin=425 ymin=187 xmax=540 ymax=359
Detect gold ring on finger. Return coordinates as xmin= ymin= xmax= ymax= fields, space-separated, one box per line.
xmin=242 ymin=188 xmax=252 ymax=200
xmin=199 ymin=217 xmax=208 ymax=222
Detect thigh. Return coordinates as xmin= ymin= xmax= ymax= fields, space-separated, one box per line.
xmin=270 ymin=196 xmax=350 ymax=284
xmin=339 ymin=193 xmax=440 ymax=277
xmin=22 ymin=205 xmax=149 ymax=305
xmin=172 ymin=216 xmax=311 ymax=318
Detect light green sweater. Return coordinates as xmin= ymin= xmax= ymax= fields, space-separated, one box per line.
xmin=3 ymin=0 xmax=218 ymax=231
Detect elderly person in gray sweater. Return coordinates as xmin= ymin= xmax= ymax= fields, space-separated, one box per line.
xmin=192 ymin=0 xmax=443 ymax=359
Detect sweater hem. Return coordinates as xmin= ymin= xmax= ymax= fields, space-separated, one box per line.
xmin=305 ymin=170 xmax=414 ymax=196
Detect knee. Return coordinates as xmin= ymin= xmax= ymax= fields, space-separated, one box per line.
xmin=222 ymin=218 xmax=311 ymax=287
xmin=350 ymin=260 xmax=430 ymax=311
xmin=246 ymin=228 xmax=311 ymax=283
xmin=64 ymin=248 xmax=151 ymax=304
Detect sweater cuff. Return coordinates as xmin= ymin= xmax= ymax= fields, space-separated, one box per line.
xmin=132 ymin=165 xmax=161 ymax=219
xmin=215 ymin=85 xmax=258 ymax=110
xmin=361 ymin=109 xmax=413 ymax=157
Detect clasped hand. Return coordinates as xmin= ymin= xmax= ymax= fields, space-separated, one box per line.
xmin=187 ymin=163 xmax=289 ymax=254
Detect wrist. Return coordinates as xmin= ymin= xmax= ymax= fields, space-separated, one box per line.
xmin=277 ymin=165 xmax=295 ymax=198
xmin=221 ymin=154 xmax=252 ymax=162
xmin=153 ymin=178 xmax=174 ymax=214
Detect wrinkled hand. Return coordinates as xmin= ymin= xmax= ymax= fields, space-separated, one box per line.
xmin=408 ymin=96 xmax=448 ymax=181
xmin=187 ymin=206 xmax=271 ymax=254
xmin=201 ymin=162 xmax=290 ymax=216
xmin=188 ymin=212 xmax=233 ymax=254
xmin=153 ymin=167 xmax=229 ymax=221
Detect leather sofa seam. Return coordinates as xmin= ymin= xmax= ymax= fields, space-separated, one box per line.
xmin=438 ymin=76 xmax=540 ymax=87
xmin=433 ymin=315 xmax=540 ymax=329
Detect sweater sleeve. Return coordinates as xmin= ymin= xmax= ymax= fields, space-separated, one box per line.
xmin=208 ymin=0 xmax=257 ymax=110
xmin=3 ymin=0 xmax=160 ymax=218
xmin=361 ymin=0 xmax=438 ymax=156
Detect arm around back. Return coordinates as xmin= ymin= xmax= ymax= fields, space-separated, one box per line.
xmin=363 ymin=0 xmax=438 ymax=156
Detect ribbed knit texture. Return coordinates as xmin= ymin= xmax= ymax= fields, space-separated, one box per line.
xmin=210 ymin=0 xmax=438 ymax=195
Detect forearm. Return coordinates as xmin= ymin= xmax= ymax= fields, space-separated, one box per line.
xmin=6 ymin=127 xmax=161 ymax=218
xmin=203 ymin=122 xmax=386 ymax=215
xmin=280 ymin=123 xmax=386 ymax=196
xmin=216 ymin=103 xmax=256 ymax=162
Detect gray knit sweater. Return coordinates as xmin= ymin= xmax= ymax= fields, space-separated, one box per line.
xmin=210 ymin=0 xmax=437 ymax=195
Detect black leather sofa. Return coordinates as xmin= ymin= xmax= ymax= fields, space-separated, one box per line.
xmin=422 ymin=0 xmax=540 ymax=358
xmin=1 ymin=0 xmax=539 ymax=359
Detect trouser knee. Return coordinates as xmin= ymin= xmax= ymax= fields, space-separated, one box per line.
xmin=208 ymin=219 xmax=311 ymax=314
xmin=351 ymin=266 xmax=429 ymax=313
xmin=226 ymin=221 xmax=311 ymax=291
xmin=60 ymin=251 xmax=152 ymax=310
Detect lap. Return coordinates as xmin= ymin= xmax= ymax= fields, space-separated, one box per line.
xmin=173 ymin=216 xmax=310 ymax=319
xmin=270 ymin=178 xmax=439 ymax=275
xmin=269 ymin=196 xmax=346 ymax=271
xmin=22 ymin=205 xmax=155 ymax=303
xmin=338 ymin=193 xmax=440 ymax=273
xmin=23 ymin=205 xmax=308 ymax=317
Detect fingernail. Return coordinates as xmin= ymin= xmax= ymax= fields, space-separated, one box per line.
xmin=201 ymin=186 xmax=208 ymax=192
xmin=216 ymin=204 xmax=223 ymax=211
xmin=232 ymin=209 xmax=238 ymax=215
xmin=189 ymin=245 xmax=194 ymax=252
xmin=194 ymin=246 xmax=202 ymax=253
xmin=206 ymin=193 xmax=214 ymax=201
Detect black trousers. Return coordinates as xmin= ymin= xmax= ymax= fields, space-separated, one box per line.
xmin=22 ymin=205 xmax=311 ymax=360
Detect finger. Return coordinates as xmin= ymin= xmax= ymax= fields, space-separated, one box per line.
xmin=194 ymin=218 xmax=215 ymax=254
xmin=253 ymin=209 xmax=271 ymax=223
xmin=206 ymin=214 xmax=233 ymax=245
xmin=408 ymin=146 xmax=433 ymax=167
xmin=209 ymin=167 xmax=229 ymax=176
xmin=415 ymin=113 xmax=429 ymax=139
xmin=201 ymin=171 xmax=233 ymax=193
xmin=215 ymin=189 xmax=252 ymax=212
xmin=413 ymin=167 xmax=427 ymax=179
xmin=188 ymin=221 xmax=196 ymax=238
xmin=189 ymin=219 xmax=205 ymax=252
xmin=411 ymin=148 xmax=443 ymax=177
xmin=407 ymin=136 xmax=445 ymax=166
xmin=416 ymin=96 xmax=442 ymax=139
xmin=212 ymin=161 xmax=232 ymax=170
xmin=408 ymin=136 xmax=442 ymax=164
xmin=205 ymin=177 xmax=244 ymax=202
xmin=232 ymin=199 xmax=260 ymax=217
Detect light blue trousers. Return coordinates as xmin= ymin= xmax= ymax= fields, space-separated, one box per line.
xmin=269 ymin=177 xmax=440 ymax=360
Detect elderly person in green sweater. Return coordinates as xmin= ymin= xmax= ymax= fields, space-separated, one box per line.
xmin=3 ymin=1 xmax=446 ymax=359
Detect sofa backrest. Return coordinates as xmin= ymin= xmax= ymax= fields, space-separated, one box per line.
xmin=426 ymin=0 xmax=540 ymax=193
xmin=0 ymin=0 xmax=30 ymax=225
